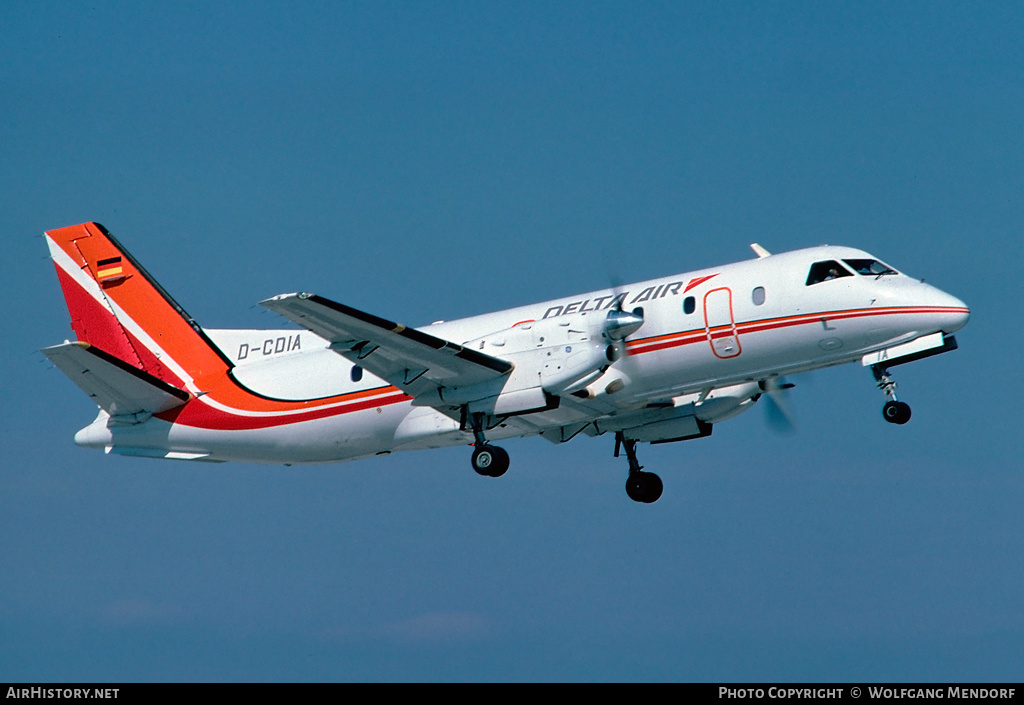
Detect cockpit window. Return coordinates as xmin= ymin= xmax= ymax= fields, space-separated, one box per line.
xmin=843 ymin=259 xmax=898 ymax=277
xmin=806 ymin=260 xmax=853 ymax=286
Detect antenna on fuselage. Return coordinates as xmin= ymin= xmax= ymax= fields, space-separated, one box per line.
xmin=750 ymin=243 xmax=771 ymax=258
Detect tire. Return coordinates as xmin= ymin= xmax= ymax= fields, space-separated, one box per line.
xmin=472 ymin=444 xmax=509 ymax=477
xmin=882 ymin=400 xmax=912 ymax=425
xmin=626 ymin=471 xmax=663 ymax=503
xmin=641 ymin=472 xmax=663 ymax=503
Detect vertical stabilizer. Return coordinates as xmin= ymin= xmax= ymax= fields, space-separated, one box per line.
xmin=45 ymin=222 xmax=230 ymax=393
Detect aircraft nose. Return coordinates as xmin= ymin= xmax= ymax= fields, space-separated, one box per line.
xmin=933 ymin=289 xmax=970 ymax=333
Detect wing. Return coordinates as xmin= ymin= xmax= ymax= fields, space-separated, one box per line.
xmin=42 ymin=341 xmax=191 ymax=418
xmin=261 ymin=293 xmax=513 ymax=400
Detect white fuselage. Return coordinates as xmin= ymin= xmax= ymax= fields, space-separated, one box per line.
xmin=73 ymin=245 xmax=969 ymax=464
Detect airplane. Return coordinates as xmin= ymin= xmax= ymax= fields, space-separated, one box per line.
xmin=41 ymin=222 xmax=970 ymax=503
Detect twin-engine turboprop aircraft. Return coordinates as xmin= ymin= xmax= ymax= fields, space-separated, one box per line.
xmin=42 ymin=223 xmax=969 ymax=503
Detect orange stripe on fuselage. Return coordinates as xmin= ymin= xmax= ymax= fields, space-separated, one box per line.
xmin=157 ymin=385 xmax=413 ymax=431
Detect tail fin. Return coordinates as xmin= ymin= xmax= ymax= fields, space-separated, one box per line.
xmin=45 ymin=222 xmax=231 ymax=392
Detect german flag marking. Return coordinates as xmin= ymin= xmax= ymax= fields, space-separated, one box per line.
xmin=97 ymin=265 xmax=124 ymax=278
xmin=96 ymin=256 xmax=124 ymax=279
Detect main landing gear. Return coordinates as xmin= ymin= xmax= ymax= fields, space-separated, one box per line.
xmin=872 ymin=365 xmax=912 ymax=425
xmin=615 ymin=432 xmax=663 ymax=503
xmin=465 ymin=414 xmax=663 ymax=502
xmin=468 ymin=412 xmax=509 ymax=478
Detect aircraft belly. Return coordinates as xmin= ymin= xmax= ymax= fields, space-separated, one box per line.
xmin=97 ymin=401 xmax=415 ymax=464
xmin=393 ymin=406 xmax=463 ymax=450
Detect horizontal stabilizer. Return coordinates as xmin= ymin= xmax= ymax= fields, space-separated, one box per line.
xmin=261 ymin=293 xmax=513 ymax=399
xmin=42 ymin=341 xmax=190 ymax=418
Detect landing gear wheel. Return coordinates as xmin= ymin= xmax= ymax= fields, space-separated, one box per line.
xmin=873 ymin=366 xmax=912 ymax=426
xmin=882 ymin=400 xmax=912 ymax=425
xmin=615 ymin=433 xmax=663 ymax=503
xmin=472 ymin=444 xmax=509 ymax=477
xmin=625 ymin=471 xmax=663 ymax=504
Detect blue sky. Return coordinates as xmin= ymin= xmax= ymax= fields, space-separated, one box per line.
xmin=2 ymin=1 xmax=1022 ymax=681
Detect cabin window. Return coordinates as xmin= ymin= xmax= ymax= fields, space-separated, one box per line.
xmin=683 ymin=296 xmax=696 ymax=314
xmin=752 ymin=286 xmax=766 ymax=305
xmin=806 ymin=260 xmax=853 ymax=286
xmin=351 ymin=365 xmax=363 ymax=382
xmin=843 ymin=259 xmax=898 ymax=277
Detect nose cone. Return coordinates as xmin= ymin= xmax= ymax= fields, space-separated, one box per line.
xmin=947 ymin=300 xmax=970 ymax=333
xmin=931 ymin=288 xmax=970 ymax=333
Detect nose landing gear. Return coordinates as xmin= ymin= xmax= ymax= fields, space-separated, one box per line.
xmin=615 ymin=432 xmax=663 ymax=503
xmin=872 ymin=365 xmax=912 ymax=425
xmin=882 ymin=400 xmax=912 ymax=425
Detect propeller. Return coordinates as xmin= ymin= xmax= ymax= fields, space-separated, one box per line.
xmin=603 ymin=277 xmax=645 ymax=358
xmin=605 ymin=306 xmax=644 ymax=341
xmin=759 ymin=377 xmax=797 ymax=434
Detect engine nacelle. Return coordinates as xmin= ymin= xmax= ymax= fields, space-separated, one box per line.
xmin=661 ymin=381 xmax=762 ymax=425
xmin=465 ymin=310 xmax=624 ymax=398
xmin=591 ymin=381 xmax=762 ymax=444
xmin=622 ymin=414 xmax=713 ymax=444
xmin=449 ymin=305 xmax=646 ymax=415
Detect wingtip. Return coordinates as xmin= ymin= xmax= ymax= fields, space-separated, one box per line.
xmin=260 ymin=292 xmax=308 ymax=308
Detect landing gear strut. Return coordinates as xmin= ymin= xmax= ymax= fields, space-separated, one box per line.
xmin=468 ymin=412 xmax=509 ymax=477
xmin=615 ymin=432 xmax=663 ymax=503
xmin=872 ymin=365 xmax=912 ymax=425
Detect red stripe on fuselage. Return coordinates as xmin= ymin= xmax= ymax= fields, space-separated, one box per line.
xmin=156 ymin=386 xmax=413 ymax=431
xmin=626 ymin=306 xmax=967 ymax=355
